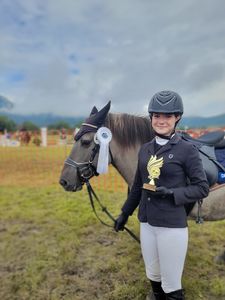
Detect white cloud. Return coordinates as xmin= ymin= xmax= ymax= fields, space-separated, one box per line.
xmin=0 ymin=0 xmax=225 ymax=117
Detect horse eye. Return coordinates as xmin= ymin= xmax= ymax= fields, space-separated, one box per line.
xmin=81 ymin=139 xmax=91 ymax=146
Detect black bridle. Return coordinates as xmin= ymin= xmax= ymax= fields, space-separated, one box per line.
xmin=64 ymin=143 xmax=100 ymax=183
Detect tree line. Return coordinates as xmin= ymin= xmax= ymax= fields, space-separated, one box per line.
xmin=0 ymin=115 xmax=82 ymax=132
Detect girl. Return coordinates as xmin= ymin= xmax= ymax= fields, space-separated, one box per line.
xmin=114 ymin=91 xmax=209 ymax=300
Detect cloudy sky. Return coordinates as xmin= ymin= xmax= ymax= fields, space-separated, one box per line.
xmin=1 ymin=0 xmax=225 ymax=117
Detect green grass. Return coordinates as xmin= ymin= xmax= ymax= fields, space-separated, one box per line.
xmin=1 ymin=144 xmax=224 ymax=299
xmin=0 ymin=185 xmax=225 ymax=300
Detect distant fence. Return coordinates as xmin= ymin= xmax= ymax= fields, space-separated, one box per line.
xmin=1 ymin=128 xmax=224 ymax=191
xmin=0 ymin=141 xmax=128 ymax=193
xmin=1 ymin=127 xmax=224 ymax=148
xmin=0 ymin=129 xmax=75 ymax=147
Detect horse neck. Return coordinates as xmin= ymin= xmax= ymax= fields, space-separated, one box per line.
xmin=105 ymin=113 xmax=154 ymax=187
xmin=110 ymin=140 xmax=141 ymax=187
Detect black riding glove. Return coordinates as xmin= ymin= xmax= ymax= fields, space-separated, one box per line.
xmin=155 ymin=186 xmax=174 ymax=198
xmin=114 ymin=212 xmax=129 ymax=232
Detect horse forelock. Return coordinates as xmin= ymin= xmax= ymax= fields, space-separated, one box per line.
xmin=104 ymin=113 xmax=154 ymax=149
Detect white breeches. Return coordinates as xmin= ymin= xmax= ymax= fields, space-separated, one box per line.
xmin=140 ymin=222 xmax=188 ymax=293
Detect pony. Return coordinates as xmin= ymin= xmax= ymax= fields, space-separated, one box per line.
xmin=60 ymin=102 xmax=225 ymax=257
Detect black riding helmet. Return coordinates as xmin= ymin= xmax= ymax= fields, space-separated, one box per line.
xmin=148 ymin=90 xmax=183 ymax=139
xmin=148 ymin=90 xmax=183 ymax=116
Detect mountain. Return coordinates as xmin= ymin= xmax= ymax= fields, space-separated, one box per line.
xmin=179 ymin=113 xmax=225 ymax=128
xmin=0 ymin=112 xmax=225 ymax=128
xmin=0 ymin=112 xmax=84 ymax=127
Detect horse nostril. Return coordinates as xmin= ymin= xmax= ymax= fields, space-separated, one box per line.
xmin=60 ymin=179 xmax=68 ymax=187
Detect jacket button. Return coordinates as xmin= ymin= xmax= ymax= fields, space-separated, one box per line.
xmin=148 ymin=197 xmax=151 ymax=201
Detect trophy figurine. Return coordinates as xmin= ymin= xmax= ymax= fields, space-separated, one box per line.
xmin=143 ymin=155 xmax=164 ymax=191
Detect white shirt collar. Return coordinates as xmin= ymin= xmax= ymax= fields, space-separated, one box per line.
xmin=155 ymin=133 xmax=175 ymax=145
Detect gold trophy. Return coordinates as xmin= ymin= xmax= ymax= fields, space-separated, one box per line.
xmin=143 ymin=155 xmax=164 ymax=191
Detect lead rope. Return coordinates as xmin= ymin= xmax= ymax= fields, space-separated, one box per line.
xmin=85 ymin=180 xmax=140 ymax=243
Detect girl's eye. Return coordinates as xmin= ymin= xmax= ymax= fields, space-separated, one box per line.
xmin=153 ymin=114 xmax=160 ymax=118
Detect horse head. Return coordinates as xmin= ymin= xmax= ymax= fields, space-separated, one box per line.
xmin=59 ymin=101 xmax=111 ymax=191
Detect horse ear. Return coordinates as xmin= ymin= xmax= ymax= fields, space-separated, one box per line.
xmin=85 ymin=101 xmax=111 ymax=127
xmin=97 ymin=101 xmax=111 ymax=117
xmin=90 ymin=106 xmax=98 ymax=116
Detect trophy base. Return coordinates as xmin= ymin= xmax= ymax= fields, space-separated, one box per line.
xmin=143 ymin=183 xmax=156 ymax=192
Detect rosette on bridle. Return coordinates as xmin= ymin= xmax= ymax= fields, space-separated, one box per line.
xmin=72 ymin=101 xmax=112 ymax=176
xmin=94 ymin=127 xmax=112 ymax=174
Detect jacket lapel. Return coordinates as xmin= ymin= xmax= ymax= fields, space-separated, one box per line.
xmin=156 ymin=142 xmax=173 ymax=156
xmin=147 ymin=139 xmax=155 ymax=155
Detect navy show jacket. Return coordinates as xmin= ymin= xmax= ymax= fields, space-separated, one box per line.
xmin=122 ymin=133 xmax=209 ymax=228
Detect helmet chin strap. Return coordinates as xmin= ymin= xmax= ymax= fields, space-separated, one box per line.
xmin=154 ymin=131 xmax=175 ymax=140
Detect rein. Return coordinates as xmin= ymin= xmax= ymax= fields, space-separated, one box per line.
xmin=85 ymin=179 xmax=140 ymax=243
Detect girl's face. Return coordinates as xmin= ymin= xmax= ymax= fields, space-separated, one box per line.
xmin=151 ymin=113 xmax=180 ymax=136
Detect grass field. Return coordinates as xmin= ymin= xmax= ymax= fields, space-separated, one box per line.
xmin=0 ymin=145 xmax=225 ymax=299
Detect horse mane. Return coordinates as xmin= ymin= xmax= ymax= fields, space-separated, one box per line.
xmin=104 ymin=113 xmax=155 ymax=148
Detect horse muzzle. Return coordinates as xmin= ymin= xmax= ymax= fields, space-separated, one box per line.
xmin=60 ymin=153 xmax=99 ymax=192
xmin=59 ymin=163 xmax=83 ymax=192
xmin=59 ymin=177 xmax=83 ymax=192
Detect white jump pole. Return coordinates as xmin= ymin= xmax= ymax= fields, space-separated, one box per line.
xmin=41 ymin=127 xmax=47 ymax=147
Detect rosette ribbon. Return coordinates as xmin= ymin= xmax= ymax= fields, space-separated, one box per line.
xmin=94 ymin=127 xmax=112 ymax=174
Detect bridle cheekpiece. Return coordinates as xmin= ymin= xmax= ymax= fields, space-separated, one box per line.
xmin=64 ymin=123 xmax=112 ymax=184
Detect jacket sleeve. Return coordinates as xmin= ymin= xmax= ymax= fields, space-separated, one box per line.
xmin=173 ymin=144 xmax=210 ymax=206
xmin=121 ymin=158 xmax=143 ymax=216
